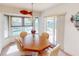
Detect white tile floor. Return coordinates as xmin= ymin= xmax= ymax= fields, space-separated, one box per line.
xmin=7 ymin=45 xmax=19 ymax=55
xmin=1 ymin=43 xmax=69 ymax=56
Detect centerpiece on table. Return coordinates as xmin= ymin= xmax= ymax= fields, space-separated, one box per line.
xmin=31 ymin=28 xmax=36 ymax=40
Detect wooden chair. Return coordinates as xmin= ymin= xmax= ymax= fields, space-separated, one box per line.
xmin=16 ymin=38 xmax=23 ymax=51
xmin=20 ymin=32 xmax=28 ymax=39
xmin=38 ymin=32 xmax=49 ymax=56
xmin=39 ymin=44 xmax=60 ymax=56
xmin=41 ymin=32 xmax=49 ymax=39
xmin=16 ymin=38 xmax=33 ymax=56
xmin=39 ymin=32 xmax=49 ymax=42
xmin=48 ymin=44 xmax=60 ymax=56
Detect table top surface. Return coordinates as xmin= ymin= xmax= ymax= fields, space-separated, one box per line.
xmin=21 ymin=34 xmax=51 ymax=52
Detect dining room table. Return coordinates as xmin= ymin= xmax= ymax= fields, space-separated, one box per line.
xmin=21 ymin=34 xmax=51 ymax=56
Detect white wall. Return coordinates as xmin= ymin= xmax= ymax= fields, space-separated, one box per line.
xmin=0 ymin=14 xmax=4 ymax=53
xmin=56 ymin=15 xmax=65 ymax=49
xmin=42 ymin=3 xmax=79 ymax=55
xmin=64 ymin=9 xmax=79 ymax=56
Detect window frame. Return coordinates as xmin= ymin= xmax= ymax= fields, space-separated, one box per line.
xmin=11 ymin=16 xmax=33 ymax=27
xmin=10 ymin=16 xmax=39 ymax=36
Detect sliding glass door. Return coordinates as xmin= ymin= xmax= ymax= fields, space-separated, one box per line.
xmin=46 ymin=16 xmax=57 ymax=45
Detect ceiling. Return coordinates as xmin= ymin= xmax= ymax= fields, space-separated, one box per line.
xmin=0 ymin=3 xmax=59 ymax=12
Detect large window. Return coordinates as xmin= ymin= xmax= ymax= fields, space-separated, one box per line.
xmin=11 ymin=17 xmax=22 ymax=26
xmin=11 ymin=17 xmax=22 ymax=36
xmin=24 ymin=18 xmax=32 ymax=26
xmin=34 ymin=17 xmax=39 ymax=34
xmin=10 ymin=16 xmax=39 ymax=36
xmin=11 ymin=27 xmax=22 ymax=36
xmin=46 ymin=16 xmax=57 ymax=44
xmin=24 ymin=18 xmax=32 ymax=33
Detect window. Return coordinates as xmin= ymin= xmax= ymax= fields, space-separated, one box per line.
xmin=47 ymin=18 xmax=54 ymax=34
xmin=34 ymin=17 xmax=39 ymax=34
xmin=10 ymin=16 xmax=39 ymax=36
xmin=24 ymin=18 xmax=32 ymax=26
xmin=11 ymin=17 xmax=32 ymax=36
xmin=46 ymin=16 xmax=57 ymax=45
xmin=24 ymin=27 xmax=32 ymax=33
xmin=24 ymin=18 xmax=32 ymax=33
xmin=11 ymin=27 xmax=22 ymax=36
xmin=11 ymin=17 xmax=22 ymax=26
